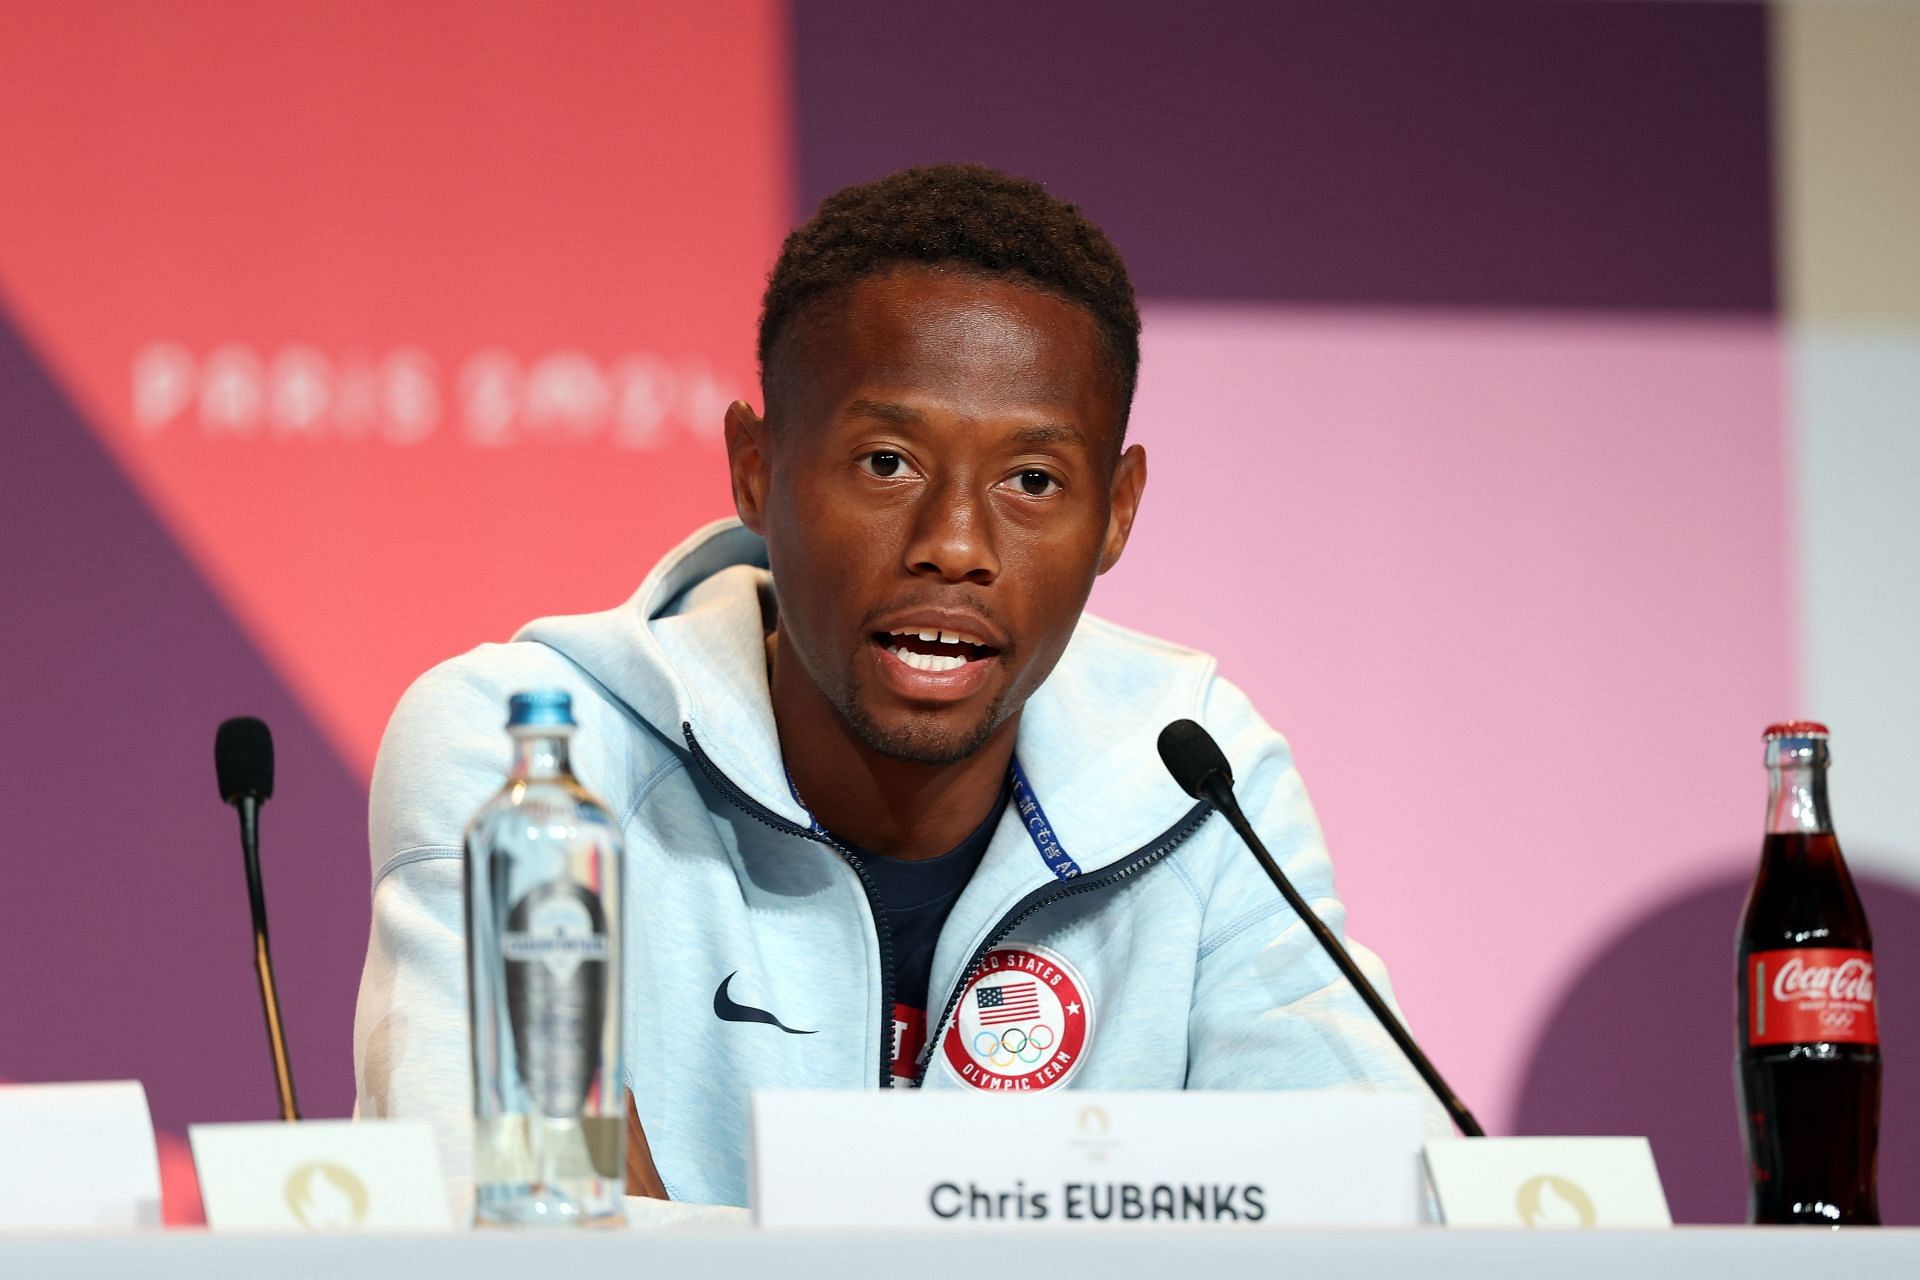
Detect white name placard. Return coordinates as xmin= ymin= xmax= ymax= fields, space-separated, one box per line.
xmin=189 ymin=1119 xmax=453 ymax=1233
xmin=750 ymin=1089 xmax=1428 ymax=1229
xmin=0 ymin=1080 xmax=162 ymax=1231
xmin=1424 ymin=1136 xmax=1672 ymax=1228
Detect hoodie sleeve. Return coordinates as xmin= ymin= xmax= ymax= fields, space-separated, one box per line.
xmin=1180 ymin=677 xmax=1451 ymax=1137
xmin=352 ymin=654 xmax=527 ymax=1215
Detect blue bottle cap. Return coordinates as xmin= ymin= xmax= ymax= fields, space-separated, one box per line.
xmin=507 ymin=689 xmax=575 ymax=729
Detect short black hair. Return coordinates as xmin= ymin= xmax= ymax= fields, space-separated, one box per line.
xmin=758 ymin=163 xmax=1141 ymax=431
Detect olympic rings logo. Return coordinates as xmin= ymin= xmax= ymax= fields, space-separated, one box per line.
xmin=970 ymin=1023 xmax=1056 ymax=1067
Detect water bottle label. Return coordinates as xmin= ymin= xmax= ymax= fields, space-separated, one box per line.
xmin=1748 ymin=948 xmax=1878 ymax=1046
xmin=503 ymin=881 xmax=610 ymax=1115
xmin=501 ymin=893 xmax=610 ymax=976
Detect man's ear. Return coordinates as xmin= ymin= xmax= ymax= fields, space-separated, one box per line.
xmin=1097 ymin=443 xmax=1148 ymax=574
xmin=724 ymin=399 xmax=772 ymax=535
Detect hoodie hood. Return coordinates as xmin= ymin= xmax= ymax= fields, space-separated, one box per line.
xmin=516 ymin=517 xmax=1217 ymax=875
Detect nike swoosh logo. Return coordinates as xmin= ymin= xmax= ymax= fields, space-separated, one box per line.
xmin=713 ymin=971 xmax=817 ymax=1035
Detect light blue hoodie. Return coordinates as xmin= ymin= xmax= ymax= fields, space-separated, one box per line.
xmin=353 ymin=519 xmax=1440 ymax=1209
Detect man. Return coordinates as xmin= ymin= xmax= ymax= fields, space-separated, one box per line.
xmin=355 ymin=164 xmax=1434 ymax=1209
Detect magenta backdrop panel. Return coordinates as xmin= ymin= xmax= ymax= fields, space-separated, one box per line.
xmin=1089 ymin=305 xmax=1795 ymax=1133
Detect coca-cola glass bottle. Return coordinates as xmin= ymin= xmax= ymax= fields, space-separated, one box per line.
xmin=1736 ymin=721 xmax=1880 ymax=1225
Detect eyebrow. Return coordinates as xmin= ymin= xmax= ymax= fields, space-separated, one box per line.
xmin=845 ymin=399 xmax=1087 ymax=449
xmin=845 ymin=398 xmax=924 ymax=425
xmin=1009 ymin=422 xmax=1086 ymax=449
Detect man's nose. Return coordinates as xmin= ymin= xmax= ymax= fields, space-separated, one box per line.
xmin=904 ymin=476 xmax=999 ymax=585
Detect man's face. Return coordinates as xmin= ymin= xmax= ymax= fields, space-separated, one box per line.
xmin=730 ymin=267 xmax=1147 ymax=765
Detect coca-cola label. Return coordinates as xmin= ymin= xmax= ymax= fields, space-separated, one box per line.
xmin=1748 ymin=948 xmax=1878 ymax=1047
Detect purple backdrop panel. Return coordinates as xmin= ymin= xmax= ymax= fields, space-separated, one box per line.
xmin=0 ymin=307 xmax=365 ymax=1133
xmin=1088 ymin=303 xmax=1792 ymax=1130
xmin=792 ymin=0 xmax=1774 ymax=311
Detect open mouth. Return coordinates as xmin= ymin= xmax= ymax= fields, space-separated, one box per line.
xmin=874 ymin=627 xmax=1001 ymax=674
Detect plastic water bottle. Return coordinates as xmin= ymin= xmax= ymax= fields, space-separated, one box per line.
xmin=465 ymin=690 xmax=625 ymax=1225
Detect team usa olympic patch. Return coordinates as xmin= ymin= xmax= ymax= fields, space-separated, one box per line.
xmin=943 ymin=943 xmax=1091 ymax=1091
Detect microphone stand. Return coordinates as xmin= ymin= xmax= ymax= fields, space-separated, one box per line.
xmin=238 ymin=795 xmax=300 ymax=1122
xmin=1198 ymin=776 xmax=1484 ymax=1138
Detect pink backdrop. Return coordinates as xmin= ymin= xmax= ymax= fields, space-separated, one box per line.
xmin=1092 ymin=307 xmax=1793 ymax=1128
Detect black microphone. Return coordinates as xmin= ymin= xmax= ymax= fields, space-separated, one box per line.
xmin=215 ymin=716 xmax=300 ymax=1121
xmin=1157 ymin=719 xmax=1483 ymax=1137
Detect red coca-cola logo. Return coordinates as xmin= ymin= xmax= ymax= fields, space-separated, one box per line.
xmin=1748 ymin=947 xmax=1879 ymax=1048
xmin=1771 ymin=955 xmax=1874 ymax=1005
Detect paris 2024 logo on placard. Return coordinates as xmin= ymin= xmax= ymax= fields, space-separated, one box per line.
xmin=943 ymin=943 xmax=1091 ymax=1091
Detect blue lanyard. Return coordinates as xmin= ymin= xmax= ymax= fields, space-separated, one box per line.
xmin=1010 ymin=758 xmax=1080 ymax=882
xmin=784 ymin=757 xmax=1082 ymax=882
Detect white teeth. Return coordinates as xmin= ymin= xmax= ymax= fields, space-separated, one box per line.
xmin=887 ymin=645 xmax=968 ymax=674
xmin=919 ymin=629 xmax=939 ymax=642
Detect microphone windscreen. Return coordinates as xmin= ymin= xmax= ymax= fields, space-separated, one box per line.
xmin=1156 ymin=719 xmax=1234 ymax=799
xmin=215 ymin=716 xmax=275 ymax=804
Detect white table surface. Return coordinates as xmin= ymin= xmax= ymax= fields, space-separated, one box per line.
xmin=3 ymin=1226 xmax=1917 ymax=1279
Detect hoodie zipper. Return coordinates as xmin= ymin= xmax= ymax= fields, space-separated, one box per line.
xmin=911 ymin=801 xmax=1213 ymax=1086
xmin=681 ymin=724 xmax=901 ymax=1088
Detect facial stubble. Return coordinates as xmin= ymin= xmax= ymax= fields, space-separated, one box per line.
xmin=836 ymin=673 xmax=1017 ymax=767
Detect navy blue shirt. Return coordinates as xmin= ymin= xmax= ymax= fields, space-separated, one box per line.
xmin=832 ymin=782 xmax=1008 ymax=1083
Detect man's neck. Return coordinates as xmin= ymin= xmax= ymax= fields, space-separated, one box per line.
xmin=769 ymin=627 xmax=1015 ymax=860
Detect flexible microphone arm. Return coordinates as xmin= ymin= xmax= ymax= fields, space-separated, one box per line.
xmin=1159 ymin=720 xmax=1483 ymax=1138
xmin=217 ymin=716 xmax=300 ymax=1122
xmin=237 ymin=795 xmax=300 ymax=1122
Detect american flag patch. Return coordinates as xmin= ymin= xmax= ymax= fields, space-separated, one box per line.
xmin=975 ymin=979 xmax=1041 ymax=1025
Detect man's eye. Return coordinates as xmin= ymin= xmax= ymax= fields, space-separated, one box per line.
xmin=1014 ymin=470 xmax=1060 ymax=497
xmin=860 ymin=451 xmax=906 ymax=478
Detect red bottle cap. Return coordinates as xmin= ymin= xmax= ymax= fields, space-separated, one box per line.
xmin=1763 ymin=720 xmax=1830 ymax=740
